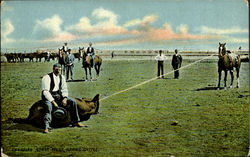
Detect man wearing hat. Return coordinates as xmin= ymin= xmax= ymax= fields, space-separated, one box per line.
xmin=86 ymin=42 xmax=95 ymax=66
xmin=41 ymin=63 xmax=83 ymax=133
xmin=61 ymin=42 xmax=68 ymax=54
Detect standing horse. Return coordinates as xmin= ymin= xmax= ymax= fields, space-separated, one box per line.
xmin=58 ymin=48 xmax=67 ymax=75
xmin=217 ymin=42 xmax=241 ymax=90
xmin=81 ymin=50 xmax=102 ymax=81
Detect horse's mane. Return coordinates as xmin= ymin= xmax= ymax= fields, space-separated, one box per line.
xmin=75 ymin=97 xmax=93 ymax=102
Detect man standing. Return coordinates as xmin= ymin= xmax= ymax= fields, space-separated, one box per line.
xmin=65 ymin=49 xmax=75 ymax=81
xmin=86 ymin=42 xmax=95 ymax=66
xmin=42 ymin=63 xmax=83 ymax=133
xmin=155 ymin=50 xmax=167 ymax=79
xmin=171 ymin=49 xmax=182 ymax=79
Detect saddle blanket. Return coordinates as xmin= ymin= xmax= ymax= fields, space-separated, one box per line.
xmin=228 ymin=53 xmax=239 ymax=63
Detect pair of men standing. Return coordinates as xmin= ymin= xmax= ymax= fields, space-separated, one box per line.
xmin=155 ymin=49 xmax=182 ymax=79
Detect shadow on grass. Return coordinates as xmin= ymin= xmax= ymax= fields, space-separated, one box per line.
xmin=194 ymin=86 xmax=222 ymax=91
xmin=156 ymin=77 xmax=172 ymax=80
xmin=2 ymin=120 xmax=43 ymax=133
xmin=66 ymin=79 xmax=85 ymax=82
xmin=67 ymin=79 xmax=99 ymax=82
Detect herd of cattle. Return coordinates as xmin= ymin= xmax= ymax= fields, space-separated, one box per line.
xmin=3 ymin=51 xmax=81 ymax=63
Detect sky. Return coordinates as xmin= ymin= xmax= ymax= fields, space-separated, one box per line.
xmin=1 ymin=0 xmax=249 ymax=52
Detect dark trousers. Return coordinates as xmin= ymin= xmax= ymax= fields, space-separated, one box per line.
xmin=157 ymin=61 xmax=164 ymax=78
xmin=173 ymin=65 xmax=180 ymax=78
xmin=43 ymin=97 xmax=80 ymax=129
xmin=66 ymin=65 xmax=74 ymax=80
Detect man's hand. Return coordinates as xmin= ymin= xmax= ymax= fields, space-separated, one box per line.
xmin=52 ymin=101 xmax=59 ymax=108
xmin=62 ymin=97 xmax=67 ymax=107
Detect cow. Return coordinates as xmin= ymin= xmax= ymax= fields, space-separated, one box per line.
xmin=17 ymin=94 xmax=100 ymax=128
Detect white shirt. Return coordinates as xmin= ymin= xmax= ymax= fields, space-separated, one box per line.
xmin=60 ymin=46 xmax=68 ymax=52
xmin=155 ymin=54 xmax=167 ymax=61
xmin=42 ymin=73 xmax=68 ymax=102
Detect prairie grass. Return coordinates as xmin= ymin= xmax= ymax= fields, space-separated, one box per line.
xmin=1 ymin=59 xmax=249 ymax=156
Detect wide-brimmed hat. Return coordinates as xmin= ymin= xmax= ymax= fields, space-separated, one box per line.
xmin=53 ymin=107 xmax=67 ymax=120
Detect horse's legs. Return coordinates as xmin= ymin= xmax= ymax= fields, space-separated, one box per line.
xmin=95 ymin=64 xmax=99 ymax=77
xmin=84 ymin=68 xmax=88 ymax=81
xmin=217 ymin=70 xmax=222 ymax=90
xmin=236 ymin=68 xmax=240 ymax=88
xmin=224 ymin=70 xmax=228 ymax=90
xmin=229 ymin=70 xmax=234 ymax=88
xmin=62 ymin=65 xmax=66 ymax=75
xmin=89 ymin=67 xmax=92 ymax=80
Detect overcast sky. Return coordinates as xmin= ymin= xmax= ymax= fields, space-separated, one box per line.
xmin=1 ymin=0 xmax=249 ymax=52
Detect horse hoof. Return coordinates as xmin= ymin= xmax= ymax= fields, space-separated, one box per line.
xmin=224 ymin=87 xmax=227 ymax=90
xmin=236 ymin=86 xmax=239 ymax=88
xmin=229 ymin=86 xmax=233 ymax=88
xmin=217 ymin=87 xmax=220 ymax=90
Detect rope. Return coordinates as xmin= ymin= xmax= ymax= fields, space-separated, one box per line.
xmin=100 ymin=54 xmax=216 ymax=101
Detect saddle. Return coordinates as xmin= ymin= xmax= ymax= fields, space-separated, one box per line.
xmin=228 ymin=52 xmax=239 ymax=64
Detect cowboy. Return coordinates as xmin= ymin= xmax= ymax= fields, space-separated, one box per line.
xmin=86 ymin=42 xmax=95 ymax=66
xmin=60 ymin=43 xmax=68 ymax=54
xmin=41 ymin=63 xmax=83 ymax=133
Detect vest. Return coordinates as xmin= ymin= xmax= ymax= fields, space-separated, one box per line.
xmin=42 ymin=73 xmax=62 ymax=100
xmin=48 ymin=72 xmax=62 ymax=92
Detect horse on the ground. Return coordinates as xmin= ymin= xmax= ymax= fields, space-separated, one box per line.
xmin=14 ymin=94 xmax=100 ymax=128
xmin=217 ymin=42 xmax=241 ymax=90
xmin=58 ymin=48 xmax=67 ymax=75
xmin=81 ymin=50 xmax=102 ymax=81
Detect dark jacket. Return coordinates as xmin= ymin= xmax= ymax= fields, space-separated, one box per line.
xmin=86 ymin=47 xmax=95 ymax=55
xmin=172 ymin=54 xmax=182 ymax=69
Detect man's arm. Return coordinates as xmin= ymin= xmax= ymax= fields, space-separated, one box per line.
xmin=42 ymin=75 xmax=59 ymax=108
xmin=42 ymin=75 xmax=54 ymax=102
xmin=171 ymin=55 xmax=175 ymax=67
xmin=60 ymin=75 xmax=68 ymax=106
xmin=71 ymin=55 xmax=75 ymax=66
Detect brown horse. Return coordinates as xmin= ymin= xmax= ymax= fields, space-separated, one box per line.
xmin=58 ymin=48 xmax=67 ymax=75
xmin=19 ymin=94 xmax=100 ymax=128
xmin=217 ymin=43 xmax=241 ymax=90
xmin=81 ymin=49 xmax=102 ymax=81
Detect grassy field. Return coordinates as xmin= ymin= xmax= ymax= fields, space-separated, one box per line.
xmin=1 ymin=58 xmax=249 ymax=156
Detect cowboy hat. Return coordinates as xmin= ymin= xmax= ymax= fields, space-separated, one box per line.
xmin=53 ymin=107 xmax=67 ymax=120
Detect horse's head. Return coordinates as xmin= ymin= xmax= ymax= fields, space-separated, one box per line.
xmin=219 ymin=42 xmax=226 ymax=57
xmin=74 ymin=94 xmax=100 ymax=120
xmin=78 ymin=47 xmax=84 ymax=52
xmin=58 ymin=48 xmax=66 ymax=60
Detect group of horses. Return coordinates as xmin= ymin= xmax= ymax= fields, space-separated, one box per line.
xmin=58 ymin=47 xmax=102 ymax=81
xmin=3 ymin=52 xmax=57 ymax=63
